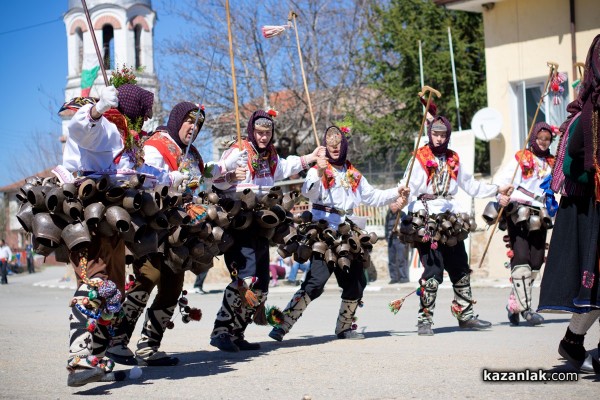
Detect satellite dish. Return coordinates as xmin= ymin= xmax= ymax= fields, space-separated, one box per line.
xmin=471 ymin=107 xmax=503 ymax=141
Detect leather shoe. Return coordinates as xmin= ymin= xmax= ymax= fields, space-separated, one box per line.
xmin=67 ymin=367 xmax=105 ymax=387
xmin=106 ymin=345 xmax=138 ymax=366
xmin=417 ymin=322 xmax=434 ymax=336
xmin=522 ymin=310 xmax=544 ymax=326
xmin=388 ymin=279 xmax=399 ymax=284
xmin=234 ymin=339 xmax=261 ymax=350
xmin=558 ymin=340 xmax=594 ymax=372
xmin=506 ymin=307 xmax=520 ymax=326
xmin=210 ymin=333 xmax=240 ymax=352
xmin=458 ymin=317 xmax=492 ymax=330
xmin=336 ymin=330 xmax=365 ymax=340
xmin=138 ymin=356 xmax=180 ymax=366
xmin=269 ymin=327 xmax=286 ymax=342
xmin=98 ymin=370 xmax=128 ymax=382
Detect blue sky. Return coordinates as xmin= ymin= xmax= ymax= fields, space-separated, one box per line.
xmin=0 ymin=1 xmax=186 ymax=188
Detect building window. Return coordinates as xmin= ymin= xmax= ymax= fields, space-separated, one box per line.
xmin=75 ymin=27 xmax=84 ymax=73
xmin=134 ymin=24 xmax=143 ymax=69
xmin=102 ymin=24 xmax=115 ymax=70
xmin=515 ymin=78 xmax=568 ymax=150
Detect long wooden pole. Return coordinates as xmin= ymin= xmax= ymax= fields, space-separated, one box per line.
xmin=478 ymin=62 xmax=558 ymax=268
xmin=290 ymin=11 xmax=320 ymax=147
xmin=225 ymin=0 xmax=242 ymax=148
xmin=81 ymin=0 xmax=109 ymax=86
xmin=392 ymin=86 xmax=441 ymax=234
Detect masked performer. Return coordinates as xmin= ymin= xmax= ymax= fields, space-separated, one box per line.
xmin=538 ymin=34 xmax=600 ymax=373
xmin=209 ymin=110 xmax=323 ymax=352
xmin=399 ymin=116 xmax=511 ymax=336
xmin=494 ymin=122 xmax=556 ymax=326
xmin=269 ymin=125 xmax=408 ymax=342
xmin=61 ymin=84 xmax=154 ymax=386
xmin=107 ymin=102 xmax=246 ymax=366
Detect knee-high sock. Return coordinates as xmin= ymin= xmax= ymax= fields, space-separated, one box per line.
xmin=135 ymin=306 xmax=175 ymax=359
xmin=335 ymin=299 xmax=359 ymax=335
xmin=452 ymin=274 xmax=475 ymax=321
xmin=211 ymin=282 xmax=242 ymax=338
xmin=569 ymin=310 xmax=600 ymax=335
xmin=68 ymin=284 xmax=107 ymax=368
xmin=279 ymin=290 xmax=312 ymax=334
xmin=110 ymin=288 xmax=149 ymax=346
xmin=418 ymin=278 xmax=438 ymax=324
xmin=508 ymin=264 xmax=532 ymax=313
xmin=231 ymin=290 xmax=265 ymax=341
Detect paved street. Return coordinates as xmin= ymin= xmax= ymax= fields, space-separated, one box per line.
xmin=0 ymin=266 xmax=597 ymax=399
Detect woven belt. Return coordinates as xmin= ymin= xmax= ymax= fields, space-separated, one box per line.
xmin=517 ymin=186 xmax=545 ymax=203
xmin=418 ymin=194 xmax=453 ymax=201
xmin=312 ymin=203 xmax=353 ymax=216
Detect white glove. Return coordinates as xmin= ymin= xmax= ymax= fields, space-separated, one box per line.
xmin=169 ymin=171 xmax=189 ymax=189
xmin=223 ymin=149 xmax=248 ymax=171
xmin=95 ymin=85 xmax=119 ymax=115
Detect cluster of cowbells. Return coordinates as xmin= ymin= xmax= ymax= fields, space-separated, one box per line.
xmin=482 ymin=201 xmax=553 ymax=232
xmin=398 ymin=209 xmax=477 ymax=246
xmin=275 ymin=211 xmax=379 ymax=271
xmin=15 ymin=175 xmax=217 ymax=274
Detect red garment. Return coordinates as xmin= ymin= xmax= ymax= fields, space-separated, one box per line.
xmin=145 ymin=131 xmax=204 ymax=174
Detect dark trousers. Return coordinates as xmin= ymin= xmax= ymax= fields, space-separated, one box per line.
xmin=301 ymin=254 xmax=367 ymax=301
xmin=130 ymin=255 xmax=185 ymax=310
xmin=27 ymin=257 xmax=34 ymax=274
xmin=224 ymin=230 xmax=270 ymax=292
xmin=506 ymin=218 xmax=547 ymax=271
xmin=415 ymin=240 xmax=470 ymax=284
xmin=388 ymin=237 xmax=409 ymax=281
xmin=1 ymin=260 xmax=7 ymax=284
xmin=194 ymin=271 xmax=208 ymax=289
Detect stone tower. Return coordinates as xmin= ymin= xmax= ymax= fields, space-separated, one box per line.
xmin=61 ymin=0 xmax=160 ymax=134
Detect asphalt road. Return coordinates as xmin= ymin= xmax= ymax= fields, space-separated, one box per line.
xmin=0 ymin=266 xmax=597 ymax=399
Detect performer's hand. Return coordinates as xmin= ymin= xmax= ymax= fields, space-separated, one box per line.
xmin=169 ymin=170 xmax=189 ymax=189
xmin=223 ymin=149 xmax=248 ymax=171
xmin=397 ymin=186 xmax=410 ymax=199
xmin=498 ymin=184 xmax=514 ymax=196
xmin=233 ymin=166 xmax=247 ymax=182
xmin=94 ymin=86 xmax=119 ymax=116
xmin=395 ymin=196 xmax=408 ymax=210
xmin=307 ymin=146 xmax=326 ymax=164
xmin=316 ymin=154 xmax=328 ymax=171
xmin=498 ymin=194 xmax=511 ymax=207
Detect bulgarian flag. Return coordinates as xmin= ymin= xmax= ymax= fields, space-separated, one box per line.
xmin=80 ymin=53 xmax=100 ymax=97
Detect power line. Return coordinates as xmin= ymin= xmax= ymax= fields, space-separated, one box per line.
xmin=0 ymin=17 xmax=62 ymax=36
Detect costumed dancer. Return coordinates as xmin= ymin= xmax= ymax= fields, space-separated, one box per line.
xmin=538 ymin=34 xmax=600 ymax=373
xmin=269 ymin=125 xmax=408 ymax=342
xmin=61 ymin=84 xmax=155 ymax=386
xmin=209 ymin=109 xmax=324 ymax=352
xmin=400 ymin=115 xmax=512 ymax=336
xmin=107 ymin=102 xmax=247 ymax=366
xmin=493 ymin=122 xmax=557 ymax=326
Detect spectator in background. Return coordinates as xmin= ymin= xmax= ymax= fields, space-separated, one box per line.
xmin=284 ymin=259 xmax=310 ymax=286
xmin=26 ymin=243 xmax=34 ymax=274
xmin=269 ymin=253 xmax=288 ymax=287
xmin=193 ymin=271 xmax=208 ymax=294
xmin=0 ymin=240 xmax=12 ymax=284
xmin=385 ymin=203 xmax=409 ymax=284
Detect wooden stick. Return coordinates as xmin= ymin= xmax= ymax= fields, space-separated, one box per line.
xmin=392 ymin=86 xmax=441 ymax=234
xmin=81 ymin=0 xmax=109 ymax=86
xmin=478 ymin=62 xmax=558 ymax=269
xmin=290 ymin=11 xmax=320 ymax=147
xmin=225 ymin=0 xmax=242 ymax=148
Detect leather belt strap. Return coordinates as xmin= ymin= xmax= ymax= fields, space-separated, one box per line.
xmin=312 ymin=203 xmax=353 ymax=216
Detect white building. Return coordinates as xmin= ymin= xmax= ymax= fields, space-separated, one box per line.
xmin=61 ymin=0 xmax=160 ymax=134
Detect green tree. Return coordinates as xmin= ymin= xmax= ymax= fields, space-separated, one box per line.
xmin=357 ymin=0 xmax=489 ymax=174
